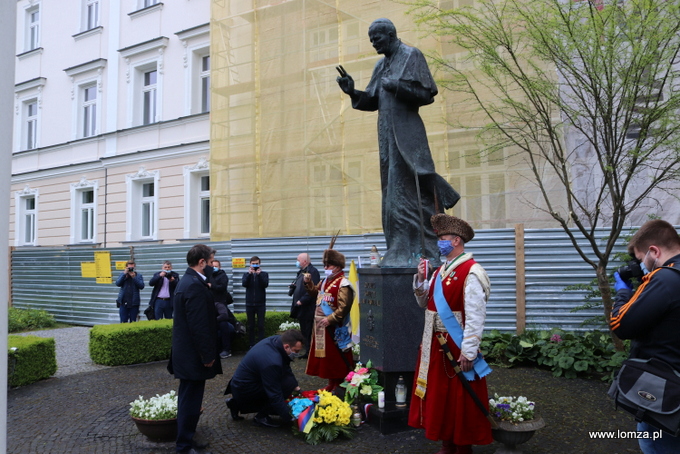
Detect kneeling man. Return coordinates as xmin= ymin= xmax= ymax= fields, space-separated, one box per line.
xmin=225 ymin=329 xmax=304 ymax=427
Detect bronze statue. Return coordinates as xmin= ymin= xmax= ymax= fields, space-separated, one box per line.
xmin=337 ymin=18 xmax=460 ymax=267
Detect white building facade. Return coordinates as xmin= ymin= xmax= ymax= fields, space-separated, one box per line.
xmin=11 ymin=0 xmax=211 ymax=248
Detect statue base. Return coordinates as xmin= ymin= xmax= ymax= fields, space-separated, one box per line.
xmin=358 ymin=267 xmax=424 ymax=434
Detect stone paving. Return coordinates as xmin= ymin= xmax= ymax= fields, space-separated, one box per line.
xmin=7 ymin=327 xmax=641 ymax=453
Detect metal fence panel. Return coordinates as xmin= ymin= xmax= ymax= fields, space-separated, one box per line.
xmin=11 ymin=227 xmax=631 ymax=330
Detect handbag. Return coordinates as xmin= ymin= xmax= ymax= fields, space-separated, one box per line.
xmin=234 ymin=321 xmax=247 ymax=336
xmin=144 ymin=305 xmax=155 ymax=321
xmin=608 ymin=357 xmax=680 ymax=436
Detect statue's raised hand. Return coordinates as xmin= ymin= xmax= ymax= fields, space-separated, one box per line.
xmin=336 ymin=65 xmax=355 ymax=95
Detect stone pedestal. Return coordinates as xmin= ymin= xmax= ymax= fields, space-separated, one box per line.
xmin=358 ymin=267 xmax=424 ymax=434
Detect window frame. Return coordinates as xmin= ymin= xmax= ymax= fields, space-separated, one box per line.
xmin=25 ymin=100 xmax=38 ymax=150
xmin=183 ymin=158 xmax=210 ymax=239
xmin=82 ymin=84 xmax=98 ymax=138
xmin=70 ymin=178 xmax=98 ymax=244
xmin=126 ymin=168 xmax=160 ymax=241
xmin=15 ymin=186 xmax=39 ymax=246
xmin=25 ymin=4 xmax=41 ymax=52
xmin=142 ymin=68 xmax=158 ymax=125
xmin=85 ymin=0 xmax=100 ymax=31
xmin=119 ymin=37 xmax=168 ymax=128
xmin=14 ymin=77 xmax=46 ymax=153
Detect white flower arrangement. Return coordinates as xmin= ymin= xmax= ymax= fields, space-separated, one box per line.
xmin=489 ymin=394 xmax=535 ymax=423
xmin=130 ymin=390 xmax=178 ymax=420
xmin=279 ymin=321 xmax=301 ymax=331
xmin=352 ymin=343 xmax=360 ymax=357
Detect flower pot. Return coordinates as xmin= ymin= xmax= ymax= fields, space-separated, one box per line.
xmin=131 ymin=416 xmax=177 ymax=442
xmin=491 ymin=417 xmax=545 ymax=454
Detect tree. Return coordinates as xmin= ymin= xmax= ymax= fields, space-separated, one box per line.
xmin=410 ymin=0 xmax=680 ymax=348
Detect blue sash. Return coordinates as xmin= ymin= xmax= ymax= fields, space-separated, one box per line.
xmin=433 ymin=273 xmax=492 ymax=381
xmin=320 ymin=286 xmax=352 ymax=350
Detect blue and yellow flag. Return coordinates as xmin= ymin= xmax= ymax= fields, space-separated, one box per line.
xmin=349 ymin=260 xmax=360 ymax=344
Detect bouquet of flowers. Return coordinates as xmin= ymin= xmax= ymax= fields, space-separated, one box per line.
xmin=288 ymin=390 xmax=355 ymax=445
xmin=340 ymin=360 xmax=383 ymax=405
xmin=488 ymin=394 xmax=535 ymax=423
xmin=279 ymin=320 xmax=301 ymax=331
xmin=129 ymin=390 xmax=178 ymax=420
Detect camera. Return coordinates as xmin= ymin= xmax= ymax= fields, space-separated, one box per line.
xmin=127 ymin=267 xmax=134 ymax=273
xmin=617 ymin=260 xmax=643 ymax=281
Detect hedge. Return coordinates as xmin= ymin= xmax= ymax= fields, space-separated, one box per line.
xmin=8 ymin=335 xmax=57 ymax=387
xmin=90 ymin=311 xmax=297 ymax=366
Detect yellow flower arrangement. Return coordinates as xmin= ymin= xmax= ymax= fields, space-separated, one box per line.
xmin=289 ymin=389 xmax=355 ymax=445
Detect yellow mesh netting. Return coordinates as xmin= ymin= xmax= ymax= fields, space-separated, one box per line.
xmin=210 ymin=0 xmax=561 ymax=240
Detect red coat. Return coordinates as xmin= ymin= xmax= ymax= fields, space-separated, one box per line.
xmin=305 ymin=273 xmax=354 ymax=380
xmin=408 ymin=259 xmax=493 ymax=445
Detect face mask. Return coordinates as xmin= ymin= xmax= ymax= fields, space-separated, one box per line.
xmin=296 ymin=261 xmax=301 ymax=268
xmin=203 ymin=264 xmax=213 ymax=277
xmin=213 ymin=267 xmax=219 ymax=272
xmin=251 ymin=264 xmax=260 ymax=269
xmin=438 ymin=240 xmax=454 ymax=257
xmin=324 ymin=269 xmax=334 ymax=277
xmin=640 ymin=262 xmax=650 ymax=275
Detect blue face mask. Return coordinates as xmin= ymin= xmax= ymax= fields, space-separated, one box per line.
xmin=295 ymin=261 xmax=301 ymax=268
xmin=438 ymin=240 xmax=454 ymax=257
xmin=213 ymin=267 xmax=219 ymax=272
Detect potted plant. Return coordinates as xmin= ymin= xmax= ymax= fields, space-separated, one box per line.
xmin=129 ymin=390 xmax=178 ymax=442
xmin=489 ymin=394 xmax=545 ymax=454
xmin=278 ymin=321 xmax=300 ymax=333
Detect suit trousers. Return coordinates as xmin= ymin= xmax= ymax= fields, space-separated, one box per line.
xmin=246 ymin=305 xmax=266 ymax=347
xmin=176 ymin=378 xmax=205 ymax=452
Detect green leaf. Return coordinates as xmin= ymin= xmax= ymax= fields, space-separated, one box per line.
xmin=574 ymin=360 xmax=589 ymax=372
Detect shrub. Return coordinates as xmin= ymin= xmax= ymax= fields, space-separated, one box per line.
xmin=90 ymin=311 xmax=299 ymax=366
xmin=89 ymin=320 xmax=173 ymax=366
xmin=481 ymin=329 xmax=628 ymax=381
xmin=9 ymin=307 xmax=56 ymax=333
xmin=8 ymin=335 xmax=57 ymax=387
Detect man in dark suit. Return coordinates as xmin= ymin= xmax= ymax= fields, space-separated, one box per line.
xmin=170 ymin=244 xmax=222 ymax=454
xmin=225 ymin=329 xmax=304 ymax=427
xmin=148 ymin=260 xmax=179 ymax=319
xmin=241 ymin=256 xmax=269 ymax=347
xmin=289 ymin=253 xmax=320 ymax=355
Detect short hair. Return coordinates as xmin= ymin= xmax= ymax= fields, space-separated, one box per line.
xmin=126 ymin=260 xmax=135 ymax=266
xmin=628 ymin=220 xmax=680 ymax=255
xmin=163 ymin=260 xmax=172 ymax=266
xmin=250 ymin=256 xmax=260 ymax=263
xmin=187 ymin=244 xmax=216 ymax=267
xmin=212 ymin=259 xmax=221 ymax=266
xmin=369 ymin=18 xmax=397 ymax=37
xmin=280 ymin=329 xmax=305 ymax=347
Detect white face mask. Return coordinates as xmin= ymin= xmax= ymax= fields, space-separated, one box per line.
xmin=324 ymin=269 xmax=334 ymax=277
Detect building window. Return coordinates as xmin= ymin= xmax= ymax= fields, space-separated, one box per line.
xmin=22 ymin=196 xmax=36 ymax=245
xmin=201 ymin=55 xmax=210 ymax=113
xmin=16 ymin=188 xmax=38 ymax=246
xmin=141 ymin=182 xmax=155 ymax=238
xmin=82 ymin=85 xmax=97 ymax=137
xmin=80 ymin=189 xmax=95 ymax=241
xmin=183 ymin=159 xmax=210 ymax=238
xmin=200 ymin=175 xmax=210 ymax=234
xmin=126 ymin=168 xmax=159 ymax=241
xmin=86 ymin=0 xmax=100 ymax=30
xmin=25 ymin=100 xmax=38 ymax=150
xmin=27 ymin=5 xmax=40 ymax=51
xmin=71 ymin=180 xmax=98 ymax=244
xmin=144 ymin=0 xmax=159 ymax=7
xmin=143 ymin=69 xmax=158 ymax=125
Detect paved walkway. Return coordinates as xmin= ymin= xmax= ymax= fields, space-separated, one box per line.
xmin=7 ymin=327 xmax=641 ymax=453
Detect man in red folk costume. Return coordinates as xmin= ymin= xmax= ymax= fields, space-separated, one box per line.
xmin=304 ymin=236 xmax=355 ymax=392
xmin=409 ymin=214 xmax=493 ymax=454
